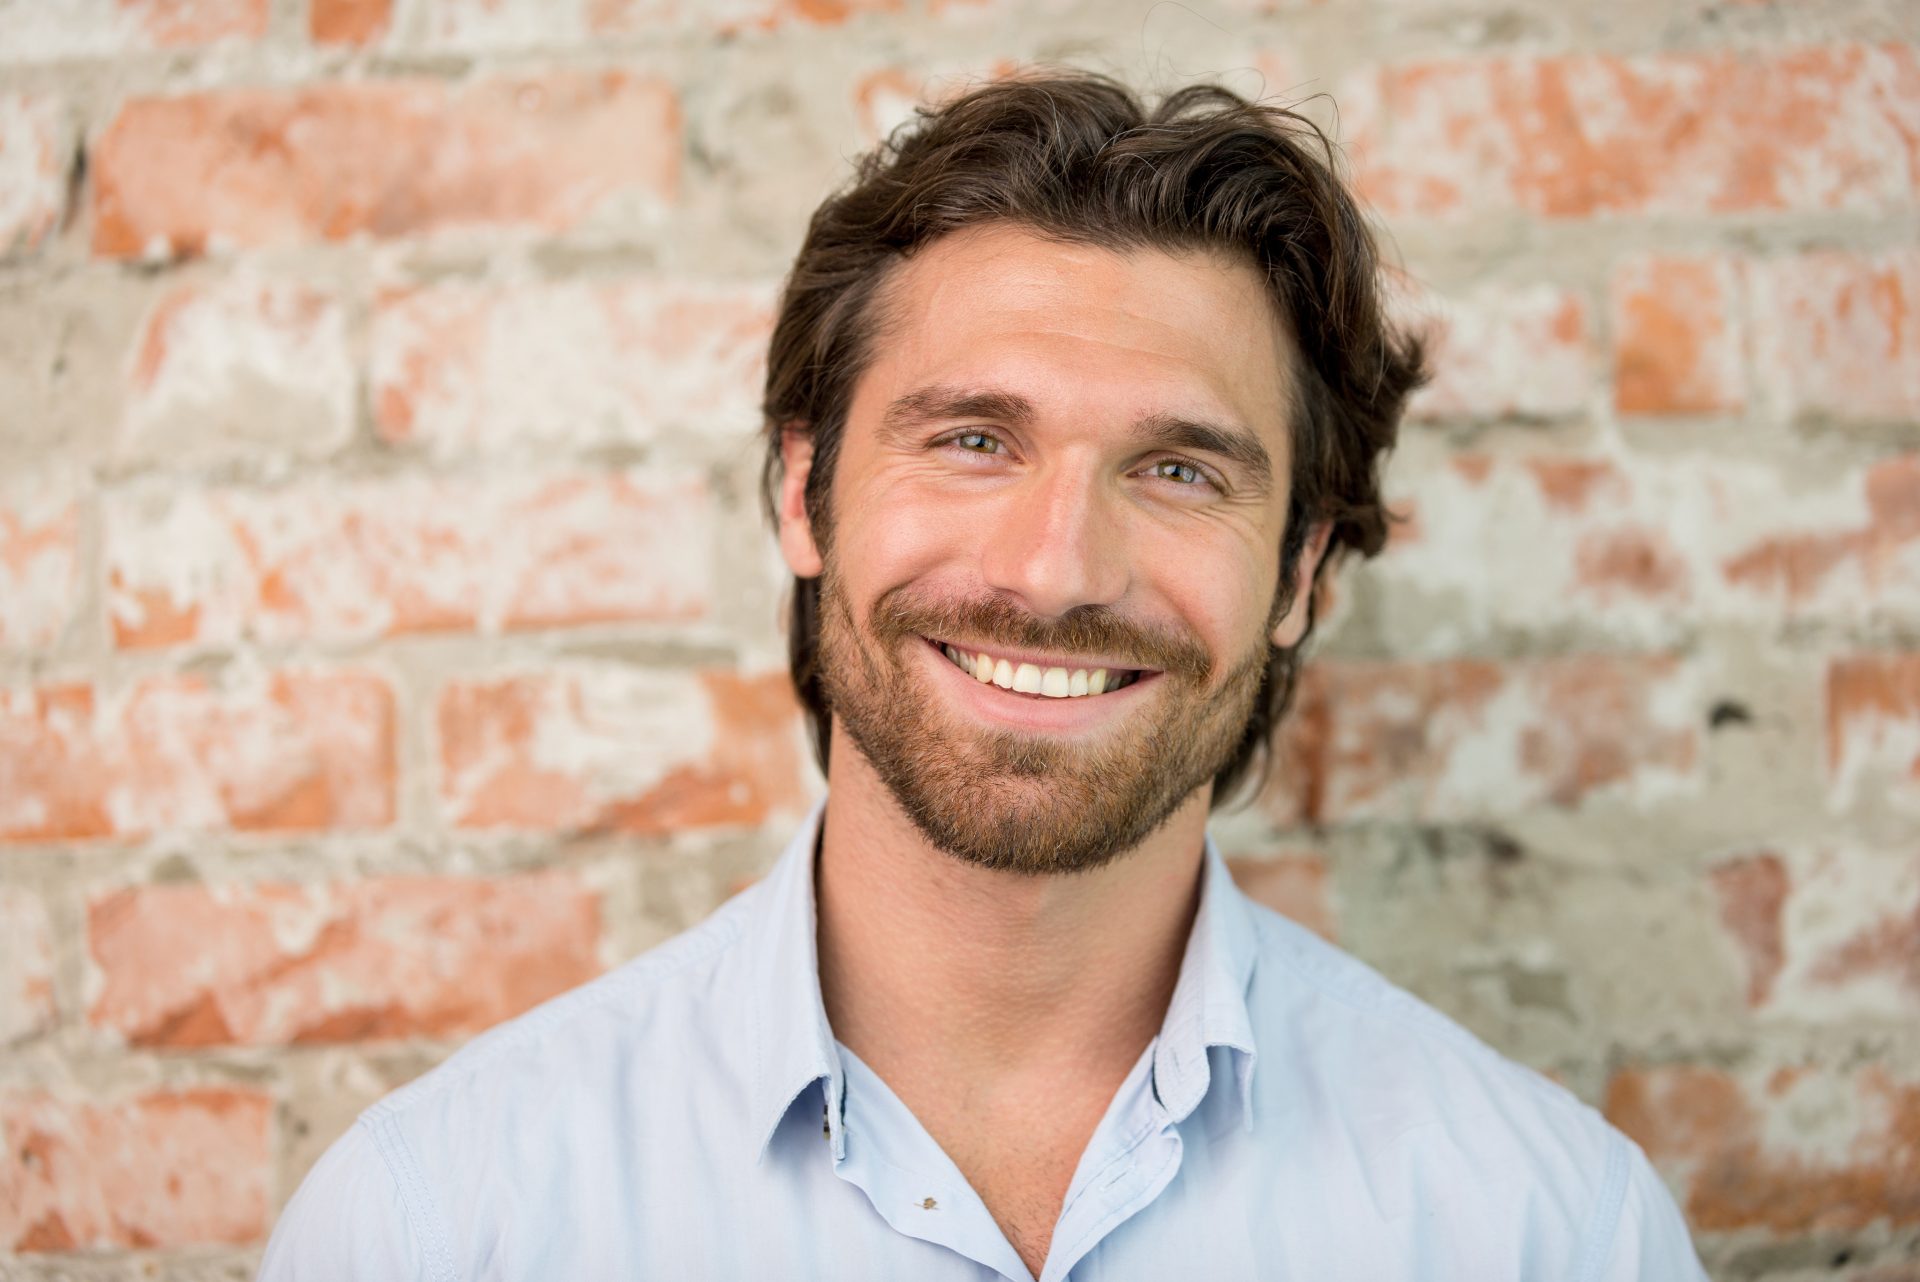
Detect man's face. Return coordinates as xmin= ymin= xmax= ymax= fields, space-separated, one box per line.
xmin=779 ymin=223 xmax=1321 ymax=875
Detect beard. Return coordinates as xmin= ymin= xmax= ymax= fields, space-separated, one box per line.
xmin=813 ymin=559 xmax=1274 ymax=876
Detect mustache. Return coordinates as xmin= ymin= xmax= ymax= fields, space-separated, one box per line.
xmin=867 ymin=585 xmax=1215 ymax=680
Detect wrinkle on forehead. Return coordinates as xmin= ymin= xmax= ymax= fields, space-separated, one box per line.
xmin=864 ymin=222 xmax=1299 ymax=444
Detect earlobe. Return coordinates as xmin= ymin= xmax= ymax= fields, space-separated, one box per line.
xmin=777 ymin=427 xmax=825 ymax=579
xmin=1269 ymin=521 xmax=1333 ymax=650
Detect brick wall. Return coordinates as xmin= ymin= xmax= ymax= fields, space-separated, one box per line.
xmin=0 ymin=0 xmax=1914 ymax=1276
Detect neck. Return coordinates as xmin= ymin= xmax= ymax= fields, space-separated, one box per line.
xmin=814 ymin=726 xmax=1210 ymax=1090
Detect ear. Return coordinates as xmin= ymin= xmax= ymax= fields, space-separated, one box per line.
xmin=1269 ymin=520 xmax=1333 ymax=650
xmin=777 ymin=426 xmax=824 ymax=579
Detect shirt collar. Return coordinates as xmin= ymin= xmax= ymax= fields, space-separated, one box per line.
xmin=745 ymin=797 xmax=846 ymax=1164
xmin=1150 ymin=832 xmax=1261 ymax=1131
xmin=742 ymin=797 xmax=1264 ymax=1162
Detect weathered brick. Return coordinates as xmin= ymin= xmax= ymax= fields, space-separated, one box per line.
xmin=589 ymin=0 xmax=903 ymax=38
xmin=1718 ymin=455 xmax=1920 ymax=619
xmin=1372 ymin=453 xmax=1697 ymax=646
xmin=1752 ymin=248 xmax=1920 ymax=423
xmin=0 ymin=94 xmax=65 ymax=254
xmin=1829 ymin=652 xmax=1920 ymax=807
xmin=1396 ymin=280 xmax=1591 ymax=422
xmin=1611 ymin=255 xmax=1744 ymax=416
xmin=0 ymin=888 xmax=56 ymax=1043
xmin=1372 ymin=451 xmax=1920 ymax=644
xmin=1607 ymin=1064 xmax=1920 ymax=1232
xmin=106 ymin=470 xmax=712 ymax=649
xmin=120 ymin=277 xmax=352 ymax=462
xmin=371 ymin=279 xmax=771 ymax=455
xmin=376 ymin=0 xmax=902 ymax=48
xmin=0 ymin=485 xmax=80 ymax=653
xmin=1227 ymin=852 xmax=1335 ymax=940
xmin=0 ymin=0 xmax=265 ymax=61
xmin=91 ymin=73 xmax=679 ymax=259
xmin=438 ymin=668 xmax=811 ymax=833
xmin=1708 ymin=852 xmax=1788 ymax=1008
xmin=1712 ymin=848 xmax=1920 ymax=1019
xmin=1351 ymin=44 xmax=1920 ymax=219
xmin=0 ymin=670 xmax=395 ymax=844
xmin=310 ymin=0 xmax=392 ymax=43
xmin=89 ymin=872 xmax=599 ymax=1047
xmin=1266 ymin=655 xmax=1698 ymax=825
xmin=0 ymin=1088 xmax=271 ymax=1251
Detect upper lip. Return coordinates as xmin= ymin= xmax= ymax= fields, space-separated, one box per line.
xmin=925 ymin=635 xmax=1158 ymax=674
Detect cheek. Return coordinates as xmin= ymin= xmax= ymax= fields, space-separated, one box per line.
xmin=1133 ymin=529 xmax=1275 ymax=644
xmin=828 ymin=481 xmax=973 ymax=606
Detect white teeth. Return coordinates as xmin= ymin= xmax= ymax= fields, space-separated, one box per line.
xmin=937 ymin=640 xmax=1137 ymax=698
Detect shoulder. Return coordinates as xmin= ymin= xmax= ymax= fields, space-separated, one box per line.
xmin=262 ymin=887 xmax=763 ymax=1275
xmin=1239 ymin=903 xmax=1703 ymax=1279
xmin=1243 ymin=901 xmax=1604 ymax=1151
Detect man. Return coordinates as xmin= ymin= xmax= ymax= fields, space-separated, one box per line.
xmin=260 ymin=72 xmax=1707 ymax=1280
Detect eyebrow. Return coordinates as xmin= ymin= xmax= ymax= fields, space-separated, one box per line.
xmin=1129 ymin=412 xmax=1273 ymax=490
xmin=881 ymin=385 xmax=1274 ymax=490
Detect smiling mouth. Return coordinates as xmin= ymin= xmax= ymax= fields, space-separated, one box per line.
xmin=925 ymin=637 xmax=1146 ymax=699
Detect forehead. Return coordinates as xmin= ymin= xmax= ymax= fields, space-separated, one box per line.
xmin=862 ymin=223 xmax=1296 ymax=438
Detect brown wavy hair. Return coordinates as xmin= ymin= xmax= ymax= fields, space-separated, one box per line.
xmin=761 ymin=69 xmax=1425 ymax=808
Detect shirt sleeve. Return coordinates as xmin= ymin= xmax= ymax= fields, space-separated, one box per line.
xmin=255 ymin=1121 xmax=429 ymax=1282
xmin=1590 ymin=1137 xmax=1710 ymax=1282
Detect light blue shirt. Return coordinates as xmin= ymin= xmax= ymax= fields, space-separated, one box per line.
xmin=259 ymin=799 xmax=1706 ymax=1281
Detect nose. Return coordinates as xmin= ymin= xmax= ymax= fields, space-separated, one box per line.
xmin=977 ymin=463 xmax=1130 ymax=617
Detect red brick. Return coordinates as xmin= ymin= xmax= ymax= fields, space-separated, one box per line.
xmin=1719 ymin=455 xmax=1920 ymax=618
xmin=1351 ymin=44 xmax=1920 ymax=219
xmin=121 ymin=277 xmax=352 ymax=461
xmin=1 ymin=0 xmax=265 ymax=60
xmin=91 ymin=73 xmax=679 ymax=259
xmin=105 ymin=471 xmax=712 ymax=649
xmin=371 ymin=280 xmax=771 ymax=454
xmin=0 ymin=888 xmax=56 ymax=1043
xmin=1752 ymin=249 xmax=1920 ymax=422
xmin=0 ymin=488 xmax=80 ymax=653
xmin=1711 ymin=847 xmax=1920 ymax=1020
xmin=1829 ymin=653 xmax=1920 ymax=805
xmin=1372 ymin=453 xmax=1696 ymax=641
xmin=1227 ymin=852 xmax=1335 ymax=940
xmin=311 ymin=0 xmax=391 ymax=43
xmin=0 ymin=670 xmax=395 ymax=844
xmin=0 ymin=1088 xmax=271 ymax=1250
xmin=1266 ymin=655 xmax=1698 ymax=825
xmin=89 ymin=872 xmax=599 ymax=1047
xmin=588 ymin=0 xmax=903 ymax=37
xmin=439 ymin=668 xmax=811 ymax=833
xmin=1394 ymin=279 xmax=1591 ymax=422
xmin=1709 ymin=852 xmax=1788 ymax=1007
xmin=1606 ymin=1064 xmax=1920 ymax=1232
xmin=1612 ymin=255 xmax=1744 ymax=416
xmin=0 ymin=94 xmax=65 ymax=253
xmin=1378 ymin=450 xmax=1920 ymax=639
